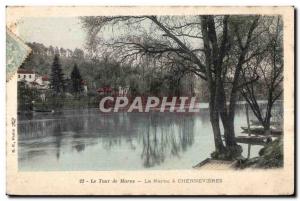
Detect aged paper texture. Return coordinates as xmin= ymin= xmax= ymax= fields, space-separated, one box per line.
xmin=6 ymin=6 xmax=294 ymax=195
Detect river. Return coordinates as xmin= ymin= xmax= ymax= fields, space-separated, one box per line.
xmin=18 ymin=103 xmax=282 ymax=171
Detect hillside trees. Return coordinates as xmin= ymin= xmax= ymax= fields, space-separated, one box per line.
xmin=50 ymin=54 xmax=65 ymax=95
xmin=70 ymin=63 xmax=84 ymax=95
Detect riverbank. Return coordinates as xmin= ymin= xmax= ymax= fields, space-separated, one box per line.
xmin=236 ymin=138 xmax=283 ymax=169
xmin=194 ymin=137 xmax=283 ymax=170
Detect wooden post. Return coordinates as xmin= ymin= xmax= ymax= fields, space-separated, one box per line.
xmin=246 ymin=104 xmax=251 ymax=159
xmin=246 ymin=104 xmax=250 ymax=136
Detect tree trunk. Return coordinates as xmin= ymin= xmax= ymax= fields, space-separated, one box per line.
xmin=263 ymin=90 xmax=274 ymax=132
xmin=218 ymin=84 xmax=237 ymax=147
xmin=209 ymin=101 xmax=225 ymax=152
xmin=224 ymin=116 xmax=236 ymax=146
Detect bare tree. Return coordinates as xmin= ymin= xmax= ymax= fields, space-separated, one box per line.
xmin=240 ymin=17 xmax=283 ymax=132
xmin=81 ymin=15 xmax=276 ymax=159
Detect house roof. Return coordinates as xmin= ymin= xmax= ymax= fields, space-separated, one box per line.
xmin=42 ymin=75 xmax=49 ymax=81
xmin=17 ymin=69 xmax=34 ymax=74
xmin=97 ymin=86 xmax=112 ymax=93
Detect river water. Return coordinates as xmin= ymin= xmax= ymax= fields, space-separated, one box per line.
xmin=18 ymin=103 xmax=276 ymax=171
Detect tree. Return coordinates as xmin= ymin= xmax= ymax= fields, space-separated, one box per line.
xmin=73 ymin=48 xmax=85 ymax=59
xmin=199 ymin=15 xmax=265 ymax=155
xmin=18 ymin=81 xmax=32 ymax=111
xmin=81 ymin=15 xmax=277 ymax=158
xmin=50 ymin=54 xmax=65 ymax=95
xmin=71 ymin=63 xmax=83 ymax=95
xmin=18 ymin=79 xmax=41 ymax=111
xmin=240 ymin=17 xmax=283 ymax=131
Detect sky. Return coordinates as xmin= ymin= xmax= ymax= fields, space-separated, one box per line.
xmin=17 ymin=16 xmax=203 ymax=53
xmin=18 ymin=17 xmax=86 ymax=50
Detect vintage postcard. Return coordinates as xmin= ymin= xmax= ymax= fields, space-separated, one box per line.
xmin=6 ymin=6 xmax=294 ymax=195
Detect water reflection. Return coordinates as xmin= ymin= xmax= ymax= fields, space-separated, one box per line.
xmin=18 ymin=110 xmax=198 ymax=170
xmin=139 ymin=113 xmax=195 ymax=168
xmin=18 ymin=103 xmax=280 ymax=171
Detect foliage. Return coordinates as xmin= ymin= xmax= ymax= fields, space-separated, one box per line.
xmin=21 ymin=42 xmax=194 ymax=97
xmin=17 ymin=81 xmax=40 ymax=111
xmin=70 ymin=63 xmax=83 ymax=95
xmin=50 ymin=54 xmax=65 ymax=95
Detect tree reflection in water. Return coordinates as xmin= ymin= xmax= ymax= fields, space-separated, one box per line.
xmin=18 ymin=110 xmax=196 ymax=169
xmin=140 ymin=113 xmax=195 ymax=168
xmin=18 ymin=104 xmax=282 ymax=171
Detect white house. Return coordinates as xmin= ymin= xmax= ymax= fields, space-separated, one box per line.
xmin=33 ymin=75 xmax=50 ymax=90
xmin=17 ymin=69 xmax=50 ymax=90
xmin=17 ymin=69 xmax=36 ymax=82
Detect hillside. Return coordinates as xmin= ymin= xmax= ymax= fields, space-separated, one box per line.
xmin=20 ymin=42 xmax=125 ymax=90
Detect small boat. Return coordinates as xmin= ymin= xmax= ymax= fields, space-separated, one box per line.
xmin=235 ymin=135 xmax=272 ymax=145
xmin=241 ymin=126 xmax=283 ymax=135
xmin=250 ymin=120 xmax=281 ymax=126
